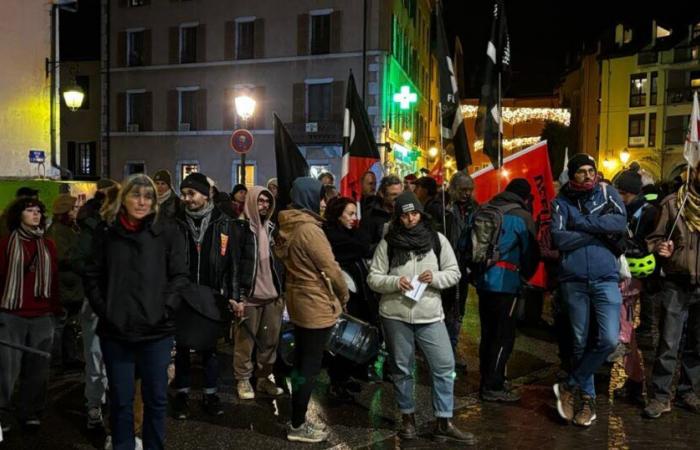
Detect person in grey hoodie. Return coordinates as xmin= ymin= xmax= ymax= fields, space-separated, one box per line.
xmin=367 ymin=191 xmax=475 ymax=445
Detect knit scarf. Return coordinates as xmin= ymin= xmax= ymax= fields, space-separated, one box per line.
xmin=678 ymin=183 xmax=700 ymax=233
xmin=157 ymin=189 xmax=172 ymax=205
xmin=1 ymin=224 xmax=52 ymax=310
xmin=385 ymin=220 xmax=435 ymax=269
xmin=185 ymin=201 xmax=215 ymax=246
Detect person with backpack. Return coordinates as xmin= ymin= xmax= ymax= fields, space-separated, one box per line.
xmin=367 ymin=192 xmax=475 ymax=444
xmin=551 ymin=154 xmax=627 ymax=427
xmin=471 ymin=178 xmax=539 ymax=403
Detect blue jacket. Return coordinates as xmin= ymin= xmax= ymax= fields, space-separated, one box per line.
xmin=476 ymin=192 xmax=539 ymax=294
xmin=551 ymin=183 xmax=627 ymax=283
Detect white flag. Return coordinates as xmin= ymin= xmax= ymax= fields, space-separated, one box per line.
xmin=683 ymin=91 xmax=700 ymax=169
xmin=558 ymin=146 xmax=569 ymax=185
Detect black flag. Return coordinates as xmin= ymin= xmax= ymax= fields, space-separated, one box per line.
xmin=476 ymin=0 xmax=510 ymax=168
xmin=435 ymin=1 xmax=471 ymax=170
xmin=274 ymin=113 xmax=309 ymax=210
xmin=341 ymin=72 xmax=381 ymax=201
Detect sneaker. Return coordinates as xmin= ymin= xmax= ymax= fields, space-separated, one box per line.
xmin=104 ymin=435 xmax=112 ymax=450
xmin=643 ymin=398 xmax=671 ymax=419
xmin=203 ymin=393 xmax=224 ymax=416
xmin=256 ymin=376 xmax=284 ymax=396
xmin=573 ymin=394 xmax=597 ymax=427
xmin=287 ymin=421 xmax=329 ymax=443
xmin=172 ymin=392 xmax=190 ymax=420
xmin=553 ymin=383 xmax=576 ymax=422
xmin=480 ymin=388 xmax=521 ymax=403
xmin=135 ymin=436 xmax=143 ymax=450
xmin=677 ymin=392 xmax=700 ymax=414
xmin=237 ymin=380 xmax=255 ymax=400
xmin=87 ymin=407 xmax=104 ymax=429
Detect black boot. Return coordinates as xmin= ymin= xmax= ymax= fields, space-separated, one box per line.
xmin=398 ymin=414 xmax=416 ymax=440
xmin=434 ymin=418 xmax=476 ymax=445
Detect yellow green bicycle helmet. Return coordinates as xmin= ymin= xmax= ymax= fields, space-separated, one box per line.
xmin=627 ymin=254 xmax=656 ymax=278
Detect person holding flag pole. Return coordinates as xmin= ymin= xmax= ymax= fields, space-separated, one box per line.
xmin=644 ymin=91 xmax=700 ymax=419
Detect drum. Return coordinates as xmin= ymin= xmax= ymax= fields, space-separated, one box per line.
xmin=326 ymin=313 xmax=380 ymax=365
xmin=277 ymin=320 xmax=296 ymax=367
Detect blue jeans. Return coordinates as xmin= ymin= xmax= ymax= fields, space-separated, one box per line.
xmin=173 ymin=346 xmax=218 ymax=394
xmin=101 ymin=336 xmax=173 ymax=450
xmin=80 ymin=301 xmax=107 ymax=410
xmin=382 ymin=318 xmax=455 ymax=417
xmin=561 ymin=281 xmax=621 ymax=397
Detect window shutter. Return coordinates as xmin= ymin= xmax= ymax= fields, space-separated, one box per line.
xmin=197 ymin=24 xmax=207 ymax=62
xmin=330 ymin=11 xmax=342 ymax=53
xmin=169 ymin=26 xmax=179 ymax=64
xmin=143 ymin=29 xmax=152 ymax=65
xmin=293 ymin=83 xmax=306 ymax=122
xmin=224 ymin=21 xmax=235 ymax=60
xmin=117 ymin=32 xmax=127 ymax=67
xmin=67 ymin=141 xmax=76 ymax=175
xmin=143 ymin=92 xmax=153 ymax=131
xmin=196 ymin=89 xmax=207 ymax=131
xmin=254 ymin=18 xmax=265 ymax=58
xmin=254 ymin=86 xmax=266 ymax=129
xmin=117 ymin=93 xmax=126 ymax=131
xmin=167 ymin=90 xmax=178 ymax=130
xmin=297 ymin=14 xmax=309 ymax=56
xmin=223 ymin=88 xmax=236 ymax=129
xmin=331 ymin=80 xmax=344 ymax=122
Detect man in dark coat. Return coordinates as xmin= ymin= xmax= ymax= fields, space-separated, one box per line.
xmin=153 ymin=170 xmax=182 ymax=219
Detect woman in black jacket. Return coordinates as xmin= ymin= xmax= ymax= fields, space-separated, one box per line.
xmin=323 ymin=197 xmax=378 ymax=399
xmin=85 ymin=174 xmax=190 ymax=450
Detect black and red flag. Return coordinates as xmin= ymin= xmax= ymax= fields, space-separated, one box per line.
xmin=274 ymin=113 xmax=309 ymax=210
xmin=340 ymin=72 xmax=381 ymax=202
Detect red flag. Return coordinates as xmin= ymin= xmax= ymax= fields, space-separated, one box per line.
xmin=472 ymin=141 xmax=555 ymax=288
xmin=429 ymin=159 xmax=444 ymax=185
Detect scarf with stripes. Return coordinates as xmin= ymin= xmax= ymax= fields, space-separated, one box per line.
xmin=1 ymin=224 xmax=52 ymax=310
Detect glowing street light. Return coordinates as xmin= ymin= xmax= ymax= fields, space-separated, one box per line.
xmin=62 ymin=85 xmax=85 ymax=111
xmin=428 ymin=146 xmax=438 ymax=159
xmin=620 ymin=148 xmax=630 ymax=165
xmin=402 ymin=130 xmax=412 ymax=142
xmin=234 ymin=95 xmax=256 ymax=120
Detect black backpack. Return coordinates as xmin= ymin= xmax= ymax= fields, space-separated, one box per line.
xmin=469 ymin=202 xmax=519 ymax=271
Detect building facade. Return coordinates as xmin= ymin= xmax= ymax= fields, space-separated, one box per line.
xmin=107 ymin=0 xmax=438 ymax=191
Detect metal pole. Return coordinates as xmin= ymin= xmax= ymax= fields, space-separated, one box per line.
xmin=438 ymin=102 xmax=447 ymax=234
xmin=241 ymin=117 xmax=247 ymax=186
xmin=362 ymin=0 xmax=368 ymax=104
xmin=497 ymin=71 xmax=502 ymax=192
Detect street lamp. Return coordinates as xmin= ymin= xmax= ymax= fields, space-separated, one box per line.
xmin=234 ymin=95 xmax=256 ymax=186
xmin=62 ymin=85 xmax=85 ymax=111
xmin=620 ymin=148 xmax=630 ymax=166
xmin=402 ymin=130 xmax=412 ymax=142
xmin=428 ymin=146 xmax=438 ymax=159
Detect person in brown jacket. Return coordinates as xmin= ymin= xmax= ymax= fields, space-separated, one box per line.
xmin=274 ymin=177 xmax=349 ymax=444
xmin=644 ymin=170 xmax=700 ymax=419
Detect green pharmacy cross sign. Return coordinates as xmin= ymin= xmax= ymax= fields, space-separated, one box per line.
xmin=393 ymin=85 xmax=417 ymax=110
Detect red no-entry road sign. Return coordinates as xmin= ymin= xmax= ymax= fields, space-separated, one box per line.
xmin=230 ymin=129 xmax=254 ymax=154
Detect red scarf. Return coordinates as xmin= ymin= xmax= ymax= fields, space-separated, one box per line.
xmin=568 ymin=174 xmax=599 ymax=192
xmin=119 ymin=212 xmax=144 ymax=232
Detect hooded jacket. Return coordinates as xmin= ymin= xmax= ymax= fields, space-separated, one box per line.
xmin=233 ymin=186 xmax=282 ymax=302
xmin=475 ymin=191 xmax=540 ymax=294
xmin=274 ymin=177 xmax=348 ymax=329
xmin=552 ymin=182 xmax=627 ymax=283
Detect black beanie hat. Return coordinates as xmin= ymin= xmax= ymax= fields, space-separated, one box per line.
xmin=153 ymin=170 xmax=173 ymax=189
xmin=614 ymin=169 xmax=642 ymax=195
xmin=567 ymin=153 xmax=597 ymax=179
xmin=180 ymin=173 xmax=210 ymax=197
xmin=505 ymin=178 xmax=532 ymax=201
xmin=231 ymin=184 xmax=248 ymax=196
xmin=394 ymin=191 xmax=424 ymax=218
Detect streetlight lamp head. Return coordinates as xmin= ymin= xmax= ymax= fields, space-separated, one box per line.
xmin=235 ymin=95 xmax=256 ymax=120
xmin=428 ymin=146 xmax=438 ymax=158
xmin=402 ymin=130 xmax=412 ymax=142
xmin=620 ymin=148 xmax=630 ymax=165
xmin=63 ymin=85 xmax=84 ymax=111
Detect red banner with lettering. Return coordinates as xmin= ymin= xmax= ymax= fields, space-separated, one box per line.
xmin=471 ymin=141 xmax=555 ymax=288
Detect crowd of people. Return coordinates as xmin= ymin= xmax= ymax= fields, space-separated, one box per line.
xmin=1 ymin=152 xmax=699 ymax=448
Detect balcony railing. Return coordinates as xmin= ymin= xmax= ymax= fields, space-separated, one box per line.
xmin=666 ymin=87 xmax=695 ymax=104
xmin=285 ymin=121 xmax=342 ymax=145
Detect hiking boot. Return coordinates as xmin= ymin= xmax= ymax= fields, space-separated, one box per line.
xmin=480 ymin=388 xmax=521 ymax=403
xmin=433 ymin=418 xmax=476 ymax=445
xmin=553 ymin=383 xmax=576 ymax=422
xmin=237 ymin=380 xmax=255 ymax=400
xmin=172 ymin=392 xmax=189 ymax=420
xmin=677 ymin=392 xmax=700 ymax=414
xmin=398 ymin=413 xmax=416 ymax=440
xmin=203 ymin=393 xmax=224 ymax=416
xmin=256 ymin=376 xmax=284 ymax=396
xmin=87 ymin=407 xmax=104 ymax=429
xmin=287 ymin=421 xmax=329 ymax=443
xmin=644 ymin=398 xmax=671 ymax=419
xmin=573 ymin=394 xmax=597 ymax=427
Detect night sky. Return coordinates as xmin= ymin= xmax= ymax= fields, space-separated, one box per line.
xmin=61 ymin=0 xmax=700 ymax=96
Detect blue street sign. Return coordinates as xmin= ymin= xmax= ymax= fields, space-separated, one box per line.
xmin=29 ymin=150 xmax=46 ymax=163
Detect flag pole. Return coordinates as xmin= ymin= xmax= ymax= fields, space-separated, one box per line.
xmin=497 ymin=71 xmax=502 ymax=192
xmin=438 ymin=101 xmax=447 ymax=234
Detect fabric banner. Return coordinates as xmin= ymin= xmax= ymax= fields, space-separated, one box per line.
xmin=472 ymin=141 xmax=555 ymax=288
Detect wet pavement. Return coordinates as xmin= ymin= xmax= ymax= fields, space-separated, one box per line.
xmin=2 ymin=292 xmax=699 ymax=449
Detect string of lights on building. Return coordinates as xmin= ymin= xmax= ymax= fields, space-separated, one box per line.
xmin=460 ymin=105 xmax=571 ymax=126
xmin=472 ymin=136 xmax=542 ymax=152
